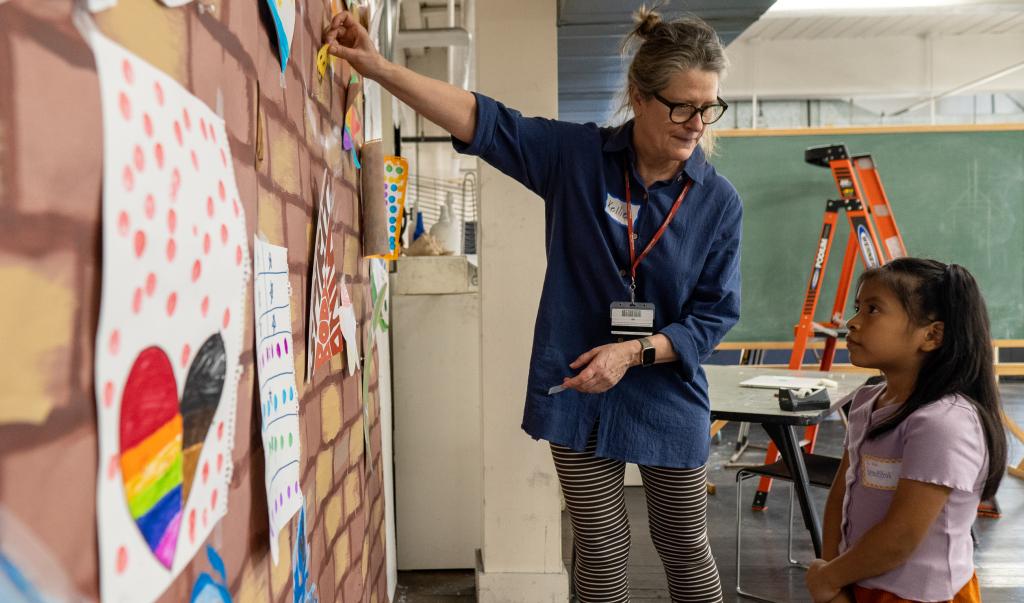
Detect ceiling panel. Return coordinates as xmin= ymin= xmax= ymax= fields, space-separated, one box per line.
xmin=557 ymin=0 xmax=776 ymax=124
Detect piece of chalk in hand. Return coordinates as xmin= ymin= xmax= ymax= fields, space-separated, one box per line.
xmin=548 ymin=385 xmax=566 ymax=395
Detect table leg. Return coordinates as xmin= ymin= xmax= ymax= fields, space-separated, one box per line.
xmin=763 ymin=423 xmax=823 ymax=557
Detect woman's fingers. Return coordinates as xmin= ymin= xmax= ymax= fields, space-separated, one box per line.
xmin=569 ymin=348 xmax=599 ymax=369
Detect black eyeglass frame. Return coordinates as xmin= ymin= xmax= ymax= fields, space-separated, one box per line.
xmin=651 ymin=93 xmax=729 ymax=125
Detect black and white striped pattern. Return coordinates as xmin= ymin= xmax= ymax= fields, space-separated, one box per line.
xmin=551 ymin=433 xmax=723 ymax=603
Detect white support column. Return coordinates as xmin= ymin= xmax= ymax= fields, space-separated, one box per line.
xmin=473 ymin=0 xmax=569 ymax=601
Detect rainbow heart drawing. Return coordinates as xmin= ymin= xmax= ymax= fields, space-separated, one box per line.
xmin=118 ymin=334 xmax=226 ymax=568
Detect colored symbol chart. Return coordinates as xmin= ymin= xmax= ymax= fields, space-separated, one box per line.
xmin=252 ymin=236 xmax=303 ymax=564
xmin=383 ymin=155 xmax=409 ymax=259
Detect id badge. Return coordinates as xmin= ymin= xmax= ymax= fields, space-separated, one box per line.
xmin=610 ymin=301 xmax=655 ymax=337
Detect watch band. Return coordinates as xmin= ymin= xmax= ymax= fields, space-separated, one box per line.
xmin=638 ymin=337 xmax=656 ymax=367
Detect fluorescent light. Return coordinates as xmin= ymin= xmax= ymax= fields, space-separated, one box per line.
xmin=769 ymin=0 xmax=987 ymax=11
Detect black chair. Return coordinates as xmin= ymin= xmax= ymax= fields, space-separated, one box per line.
xmin=735 ymin=451 xmax=842 ymax=602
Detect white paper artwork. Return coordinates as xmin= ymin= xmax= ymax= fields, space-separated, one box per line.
xmin=339 ymin=279 xmax=359 ymax=375
xmin=84 ymin=21 xmax=249 ymax=603
xmin=253 ymin=236 xmax=304 ymax=565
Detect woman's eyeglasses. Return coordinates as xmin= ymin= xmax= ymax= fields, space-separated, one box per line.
xmin=652 ymin=93 xmax=729 ymax=125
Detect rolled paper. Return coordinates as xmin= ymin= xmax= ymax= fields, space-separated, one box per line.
xmin=362 ymin=148 xmax=408 ymax=260
xmin=360 ymin=140 xmax=388 ymax=257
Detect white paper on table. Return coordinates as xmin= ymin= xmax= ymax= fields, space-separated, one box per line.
xmin=86 ymin=0 xmax=118 ymax=12
xmin=253 ymin=237 xmax=304 ymax=565
xmin=739 ymin=376 xmax=839 ymax=390
xmin=264 ymin=0 xmax=296 ymax=72
xmin=339 ymin=279 xmax=359 ymax=376
xmin=82 ymin=14 xmax=249 ymax=603
xmin=159 ymin=0 xmax=194 ymax=6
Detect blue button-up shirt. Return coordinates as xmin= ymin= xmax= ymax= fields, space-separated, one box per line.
xmin=453 ymin=93 xmax=742 ymax=468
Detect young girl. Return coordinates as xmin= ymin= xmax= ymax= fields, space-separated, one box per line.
xmin=805 ymin=258 xmax=1007 ymax=603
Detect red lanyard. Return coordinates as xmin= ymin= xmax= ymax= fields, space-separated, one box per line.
xmin=624 ymin=170 xmax=692 ymax=300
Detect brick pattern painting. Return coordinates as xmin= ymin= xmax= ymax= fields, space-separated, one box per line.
xmin=0 ymin=1 xmax=389 ymax=602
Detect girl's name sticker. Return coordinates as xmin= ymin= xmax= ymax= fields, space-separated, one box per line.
xmin=861 ymin=454 xmax=902 ymax=490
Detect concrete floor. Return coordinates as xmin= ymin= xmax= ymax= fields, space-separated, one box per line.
xmin=395 ymin=382 xmax=1024 ymax=602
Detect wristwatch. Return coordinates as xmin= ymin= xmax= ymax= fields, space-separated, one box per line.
xmin=638 ymin=337 xmax=656 ymax=367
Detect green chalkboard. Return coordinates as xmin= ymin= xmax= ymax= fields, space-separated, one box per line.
xmin=712 ymin=129 xmax=1024 ymax=342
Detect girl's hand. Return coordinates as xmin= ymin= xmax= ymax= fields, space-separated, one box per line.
xmin=561 ymin=342 xmax=638 ymax=394
xmin=806 ymin=559 xmax=841 ymax=603
xmin=322 ymin=11 xmax=386 ymax=79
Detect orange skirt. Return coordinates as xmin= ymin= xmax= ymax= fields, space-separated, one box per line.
xmin=853 ymin=573 xmax=981 ymax=603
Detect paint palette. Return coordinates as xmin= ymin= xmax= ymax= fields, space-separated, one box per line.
xmin=383 ymin=155 xmax=408 ymax=258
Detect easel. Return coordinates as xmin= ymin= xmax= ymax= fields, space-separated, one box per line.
xmin=752 ymin=144 xmax=907 ymax=510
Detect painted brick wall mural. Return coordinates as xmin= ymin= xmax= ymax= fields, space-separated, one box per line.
xmin=0 ymin=1 xmax=390 ymax=602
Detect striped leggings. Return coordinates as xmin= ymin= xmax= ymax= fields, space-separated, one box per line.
xmin=552 ymin=433 xmax=723 ymax=603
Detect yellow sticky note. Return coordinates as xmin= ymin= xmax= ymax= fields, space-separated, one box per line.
xmin=316 ymin=44 xmax=330 ymax=81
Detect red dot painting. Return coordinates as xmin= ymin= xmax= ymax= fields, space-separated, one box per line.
xmin=94 ymin=38 xmax=249 ymax=601
xmin=103 ymin=381 xmax=115 ymax=407
xmin=122 ymin=59 xmax=133 ymax=84
xmin=170 ymin=168 xmax=180 ymax=200
xmin=119 ymin=92 xmax=131 ymax=120
xmin=133 ymin=146 xmax=145 ymax=172
xmin=133 ymin=231 xmax=146 ymax=257
xmin=116 ymin=546 xmax=128 ymax=574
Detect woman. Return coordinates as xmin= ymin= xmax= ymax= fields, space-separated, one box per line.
xmin=325 ymin=7 xmax=741 ymax=602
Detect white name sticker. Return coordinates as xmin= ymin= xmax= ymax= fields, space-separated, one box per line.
xmin=605 ymin=194 xmax=641 ymax=227
xmin=861 ymin=455 xmax=902 ymax=490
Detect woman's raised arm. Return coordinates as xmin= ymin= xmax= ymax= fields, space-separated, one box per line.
xmin=323 ymin=11 xmax=477 ymax=143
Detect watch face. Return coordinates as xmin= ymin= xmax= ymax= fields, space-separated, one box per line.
xmin=642 ymin=345 xmax=656 ymax=366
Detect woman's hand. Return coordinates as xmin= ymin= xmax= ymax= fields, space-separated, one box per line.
xmin=322 ymin=11 xmax=386 ymax=79
xmin=828 ymin=591 xmax=854 ymax=603
xmin=806 ymin=559 xmax=841 ymax=603
xmin=561 ymin=342 xmax=638 ymax=394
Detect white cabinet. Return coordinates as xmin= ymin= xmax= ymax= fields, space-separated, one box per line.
xmin=391 ymin=257 xmax=481 ymax=569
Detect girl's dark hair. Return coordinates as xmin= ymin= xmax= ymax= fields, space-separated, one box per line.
xmin=860 ymin=257 xmax=1006 ymax=499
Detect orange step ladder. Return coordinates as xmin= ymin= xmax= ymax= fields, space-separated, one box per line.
xmin=751 ymin=144 xmax=907 ymax=511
